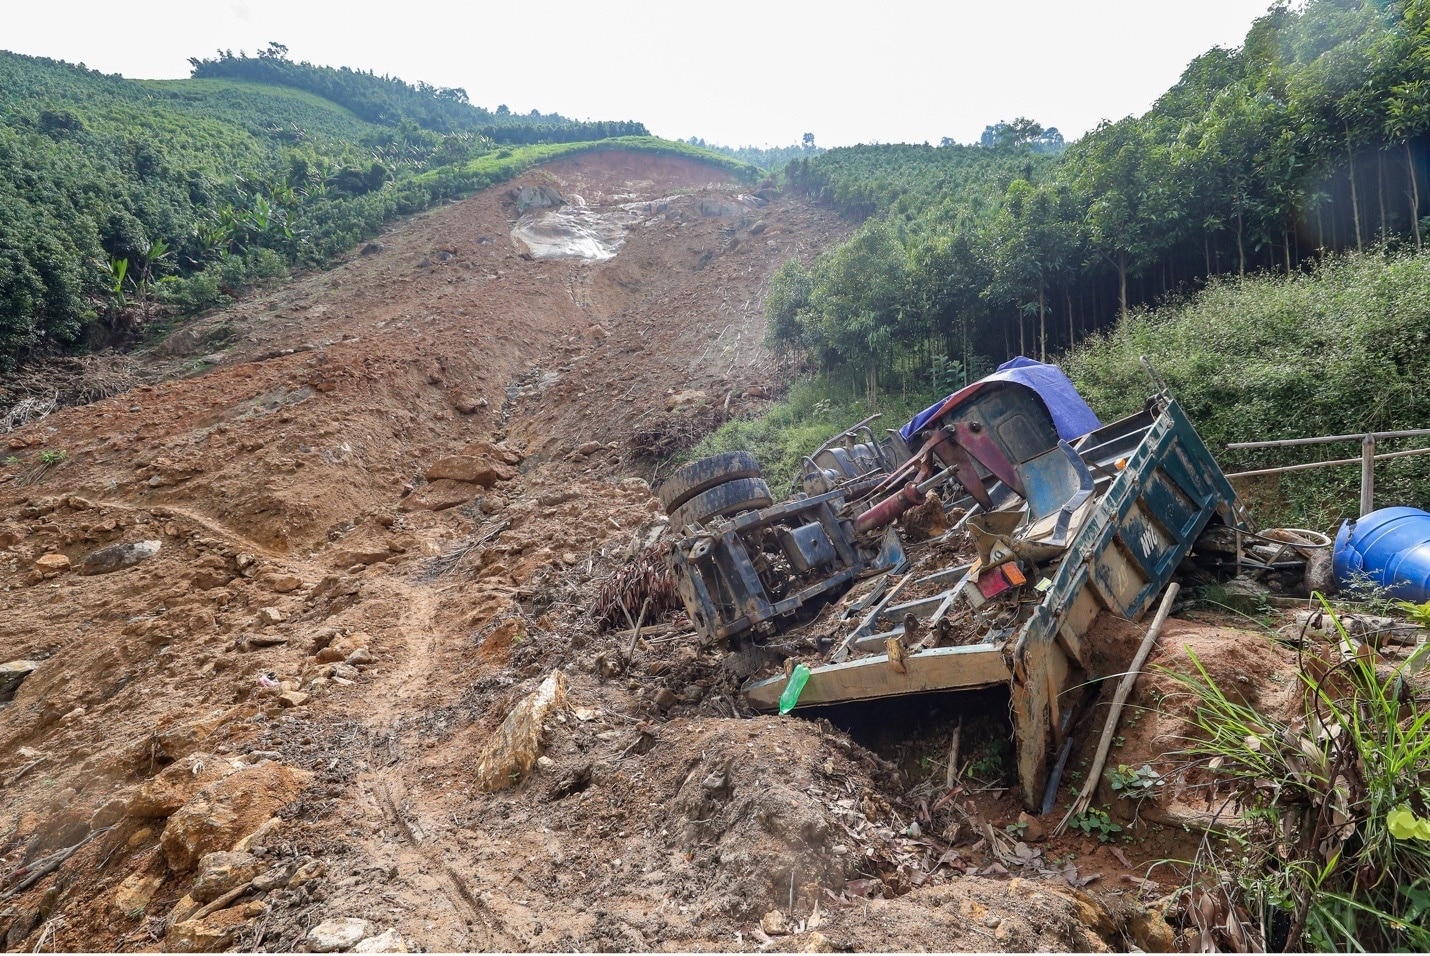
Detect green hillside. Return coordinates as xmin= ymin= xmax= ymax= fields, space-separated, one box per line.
xmin=0 ymin=50 xmax=691 ymax=369
xmin=768 ymin=0 xmax=1430 ymax=402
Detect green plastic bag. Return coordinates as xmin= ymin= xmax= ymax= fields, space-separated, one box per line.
xmin=778 ymin=663 xmax=811 ymax=715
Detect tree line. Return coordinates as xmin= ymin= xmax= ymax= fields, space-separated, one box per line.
xmin=767 ymin=0 xmax=1430 ymax=397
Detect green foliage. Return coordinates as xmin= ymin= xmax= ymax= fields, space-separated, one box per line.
xmin=1064 ymin=250 xmax=1430 ymax=529
xmin=37 ymin=449 xmax=67 ymax=464
xmin=0 ymin=48 xmax=740 ymax=368
xmin=1161 ymin=605 xmax=1430 ymax=952
xmin=1108 ymin=763 xmax=1163 ymax=799
xmin=1069 ymin=807 xmax=1124 ymax=842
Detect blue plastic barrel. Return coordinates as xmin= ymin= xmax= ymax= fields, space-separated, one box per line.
xmin=1333 ymin=506 xmax=1430 ymax=602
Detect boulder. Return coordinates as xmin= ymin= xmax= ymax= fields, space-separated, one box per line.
xmin=307 ymin=918 xmax=370 ymax=952
xmin=127 ymin=756 xmax=233 ymax=819
xmin=1 ymin=659 xmax=37 ymax=704
xmin=424 ymin=455 xmax=516 ymax=486
xmin=473 ymin=671 xmax=566 ymax=792
xmin=34 ymin=553 xmax=71 ymax=573
xmin=191 ymin=851 xmax=264 ymax=903
xmin=398 ymin=479 xmax=475 ymax=513
xmin=165 ymin=907 xmax=249 ymax=953
xmin=355 ymin=929 xmax=408 ymax=953
xmin=81 ymin=539 xmax=161 ymax=575
xmin=113 ymin=872 xmax=164 ymax=917
xmin=161 ymin=763 xmax=312 ymax=870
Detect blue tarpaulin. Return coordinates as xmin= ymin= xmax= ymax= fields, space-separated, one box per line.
xmin=900 ymin=357 xmax=1101 ymax=442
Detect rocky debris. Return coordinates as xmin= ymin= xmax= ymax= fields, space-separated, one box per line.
xmin=1 ymin=659 xmax=37 ymax=703
xmin=256 ymin=606 xmax=285 ymax=626
xmin=473 ymin=670 xmax=566 ymax=791
xmin=161 ymin=762 xmax=313 ymax=869
xmin=307 ymin=917 xmax=370 ymax=952
xmin=80 ymin=539 xmax=161 ymax=575
xmin=277 ymin=690 xmax=310 ymax=708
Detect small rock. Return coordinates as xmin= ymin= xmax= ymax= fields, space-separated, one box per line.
xmin=328 ymin=663 xmax=360 ymax=680
xmin=653 ymin=688 xmax=678 ymax=711
xmin=760 ymin=910 xmax=789 ymax=936
xmin=234 ymin=553 xmax=257 ymax=574
xmin=246 ymin=633 xmax=288 ymax=648
xmin=307 ymin=918 xmax=370 ymax=953
xmin=575 ymin=441 xmax=603 ymax=456
xmin=345 ymin=647 xmax=374 ymax=667
xmin=267 ymin=574 xmax=302 ymax=593
xmin=81 ymin=539 xmax=161 ymax=575
xmin=34 ymin=553 xmax=71 ymax=573
xmin=1018 ymin=810 xmax=1047 ymax=843
xmin=277 ymin=691 xmax=309 ymax=708
xmin=802 ymin=931 xmax=834 ymax=954
xmin=256 ymin=607 xmax=285 ymax=626
xmin=354 ymin=928 xmax=408 ymax=953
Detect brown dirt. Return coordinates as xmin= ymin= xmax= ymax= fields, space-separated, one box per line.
xmin=0 ymin=149 xmax=1308 ymax=953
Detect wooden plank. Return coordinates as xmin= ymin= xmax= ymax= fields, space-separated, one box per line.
xmin=744 ymin=645 xmax=1013 ymax=710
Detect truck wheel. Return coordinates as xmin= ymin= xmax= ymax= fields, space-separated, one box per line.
xmin=669 ymin=476 xmax=773 ymax=531
xmin=658 ymin=451 xmax=763 ymax=512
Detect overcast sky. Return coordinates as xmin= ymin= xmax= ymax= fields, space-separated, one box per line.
xmin=5 ymin=1 xmax=1275 ymax=148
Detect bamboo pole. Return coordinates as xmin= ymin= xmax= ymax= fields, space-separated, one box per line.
xmin=1054 ymin=583 xmax=1180 ymax=835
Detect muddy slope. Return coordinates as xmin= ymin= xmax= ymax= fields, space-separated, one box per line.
xmin=2 ymin=150 xmax=1190 ymax=953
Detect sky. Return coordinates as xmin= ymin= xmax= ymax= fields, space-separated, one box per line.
xmin=3 ymin=1 xmax=1276 ymax=148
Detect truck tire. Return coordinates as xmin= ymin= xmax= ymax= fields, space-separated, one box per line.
xmin=669 ymin=477 xmax=773 ymax=531
xmin=658 ymin=451 xmax=763 ymax=512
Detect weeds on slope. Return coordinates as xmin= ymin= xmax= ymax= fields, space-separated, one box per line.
xmin=1161 ymin=597 xmax=1430 ymax=952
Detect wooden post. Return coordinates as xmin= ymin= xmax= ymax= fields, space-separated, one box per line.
xmin=1361 ymin=434 xmax=1376 ymax=517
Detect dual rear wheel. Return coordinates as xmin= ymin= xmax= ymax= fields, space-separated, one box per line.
xmin=659 ymin=451 xmax=772 ymax=530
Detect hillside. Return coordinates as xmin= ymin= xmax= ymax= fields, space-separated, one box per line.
xmin=0 ymin=148 xmax=1234 ymax=953
xmin=0 ymin=50 xmax=674 ymax=368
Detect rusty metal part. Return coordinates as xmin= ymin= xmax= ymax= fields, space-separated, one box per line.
xmin=854 ymin=482 xmax=925 ymax=535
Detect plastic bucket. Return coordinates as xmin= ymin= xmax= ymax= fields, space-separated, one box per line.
xmin=1333 ymin=506 xmax=1430 ymax=603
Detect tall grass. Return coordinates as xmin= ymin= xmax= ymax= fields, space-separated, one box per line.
xmin=1161 ymin=600 xmax=1430 ymax=951
xmin=1064 ymin=250 xmax=1430 ymax=531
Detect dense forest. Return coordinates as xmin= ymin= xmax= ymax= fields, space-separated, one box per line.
xmin=766 ymin=0 xmax=1430 ymax=401
xmin=0 ymin=49 xmax=709 ymax=368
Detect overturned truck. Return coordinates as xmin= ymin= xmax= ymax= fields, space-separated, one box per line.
xmin=660 ymin=359 xmax=1253 ymax=812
